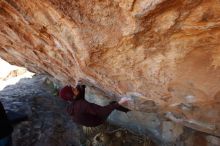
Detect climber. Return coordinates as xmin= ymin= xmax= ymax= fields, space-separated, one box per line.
xmin=0 ymin=101 xmax=13 ymax=146
xmin=59 ymin=84 xmax=131 ymax=127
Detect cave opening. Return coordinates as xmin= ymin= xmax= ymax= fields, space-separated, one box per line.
xmin=0 ymin=58 xmax=34 ymax=91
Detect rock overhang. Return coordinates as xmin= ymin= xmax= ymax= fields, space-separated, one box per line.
xmin=1 ymin=0 xmax=220 ymax=137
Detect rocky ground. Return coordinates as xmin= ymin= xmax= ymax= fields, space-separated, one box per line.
xmin=0 ymin=74 xmax=83 ymax=146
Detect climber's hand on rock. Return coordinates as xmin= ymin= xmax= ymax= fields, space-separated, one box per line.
xmin=118 ymin=97 xmax=131 ymax=105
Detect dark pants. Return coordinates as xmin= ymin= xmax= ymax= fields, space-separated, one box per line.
xmin=0 ymin=135 xmax=12 ymax=146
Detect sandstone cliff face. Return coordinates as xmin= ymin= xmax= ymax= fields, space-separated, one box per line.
xmin=1 ymin=0 xmax=220 ymax=138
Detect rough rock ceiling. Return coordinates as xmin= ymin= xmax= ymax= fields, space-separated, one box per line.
xmin=1 ymin=0 xmax=220 ymax=137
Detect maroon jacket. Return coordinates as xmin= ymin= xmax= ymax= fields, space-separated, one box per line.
xmin=67 ymin=85 xmax=120 ymax=127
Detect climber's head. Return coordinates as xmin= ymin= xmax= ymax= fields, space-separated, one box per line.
xmin=59 ymin=85 xmax=79 ymax=101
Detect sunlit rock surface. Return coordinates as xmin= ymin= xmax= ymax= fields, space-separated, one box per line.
xmin=1 ymin=0 xmax=220 ymax=142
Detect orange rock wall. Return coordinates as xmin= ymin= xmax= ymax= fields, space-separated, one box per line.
xmin=1 ymin=0 xmax=220 ymax=136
